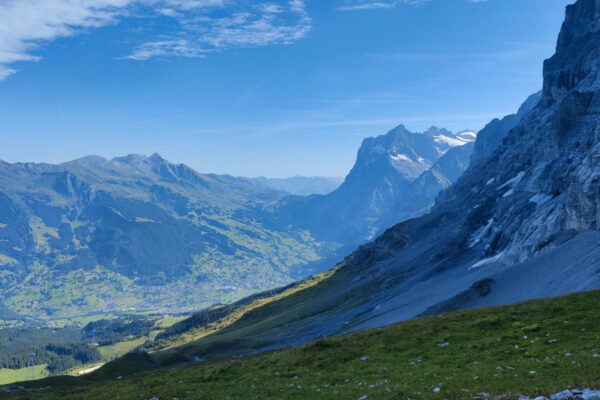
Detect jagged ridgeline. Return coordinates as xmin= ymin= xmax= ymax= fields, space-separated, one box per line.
xmin=138 ymin=0 xmax=600 ymax=363
xmin=0 ymin=126 xmax=476 ymax=319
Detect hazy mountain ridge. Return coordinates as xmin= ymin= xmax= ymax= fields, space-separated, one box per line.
xmin=253 ymin=176 xmax=343 ymax=196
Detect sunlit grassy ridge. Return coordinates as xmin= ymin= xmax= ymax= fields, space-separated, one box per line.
xmin=4 ymin=290 xmax=600 ymax=399
xmin=147 ymin=265 xmax=342 ymax=353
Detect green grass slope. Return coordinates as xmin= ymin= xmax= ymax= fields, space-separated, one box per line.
xmin=3 ymin=290 xmax=600 ymax=399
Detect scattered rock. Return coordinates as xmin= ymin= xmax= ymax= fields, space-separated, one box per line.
xmin=433 ymin=387 xmax=441 ymax=393
xmin=438 ymin=342 xmax=450 ymax=348
xmin=551 ymin=390 xmax=574 ymax=400
xmin=361 ymin=356 xmax=368 ymax=361
xmin=578 ymin=389 xmax=600 ymax=400
xmin=359 ymin=396 xmax=368 ymax=400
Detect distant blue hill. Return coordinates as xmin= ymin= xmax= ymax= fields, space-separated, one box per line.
xmin=253 ymin=176 xmax=343 ymax=196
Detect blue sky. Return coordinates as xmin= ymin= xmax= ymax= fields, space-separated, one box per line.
xmin=0 ymin=0 xmax=571 ymax=178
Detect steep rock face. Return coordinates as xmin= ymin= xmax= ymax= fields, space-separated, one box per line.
xmin=169 ymin=0 xmax=600 ymax=361
xmin=471 ymin=91 xmax=541 ymax=165
xmin=395 ymin=141 xmax=475 ymax=220
xmin=274 ymin=125 xmax=475 ymax=244
xmin=441 ymin=0 xmax=600 ymax=264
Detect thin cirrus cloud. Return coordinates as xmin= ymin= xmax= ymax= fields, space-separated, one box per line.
xmin=336 ymin=0 xmax=487 ymax=11
xmin=336 ymin=1 xmax=427 ymax=11
xmin=0 ymin=0 xmax=311 ymax=80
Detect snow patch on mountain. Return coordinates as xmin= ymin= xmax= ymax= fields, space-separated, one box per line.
xmin=434 ymin=135 xmax=473 ymax=148
xmin=389 ymin=153 xmax=412 ymax=163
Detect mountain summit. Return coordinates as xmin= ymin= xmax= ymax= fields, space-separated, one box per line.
xmin=275 ymin=125 xmax=476 ymax=243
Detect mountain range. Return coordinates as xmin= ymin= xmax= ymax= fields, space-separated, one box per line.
xmin=0 ymin=125 xmax=475 ymax=320
xmin=0 ymin=154 xmax=337 ymax=318
xmin=145 ymin=0 xmax=600 ymax=362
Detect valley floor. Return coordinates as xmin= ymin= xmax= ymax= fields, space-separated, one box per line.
xmin=2 ymin=290 xmax=600 ymax=399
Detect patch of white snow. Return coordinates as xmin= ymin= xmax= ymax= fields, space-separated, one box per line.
xmin=434 ymin=135 xmax=469 ymax=147
xmin=502 ymin=188 xmax=515 ymax=198
xmin=390 ymin=153 xmax=412 ymax=162
xmin=467 ymin=252 xmax=504 ymax=270
xmin=470 ymin=218 xmax=494 ymax=247
xmin=499 ymin=171 xmax=526 ymax=190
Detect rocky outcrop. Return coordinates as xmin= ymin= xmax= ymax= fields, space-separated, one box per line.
xmin=470 ymin=91 xmax=541 ymax=166
xmin=519 ymin=388 xmax=600 ymax=400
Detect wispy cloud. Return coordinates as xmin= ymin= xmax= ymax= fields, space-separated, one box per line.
xmin=336 ymin=0 xmax=488 ymax=11
xmin=0 ymin=0 xmax=311 ymax=80
xmin=336 ymin=1 xmax=425 ymax=11
xmin=127 ymin=1 xmax=311 ymax=60
xmin=0 ymin=0 xmax=134 ymax=80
